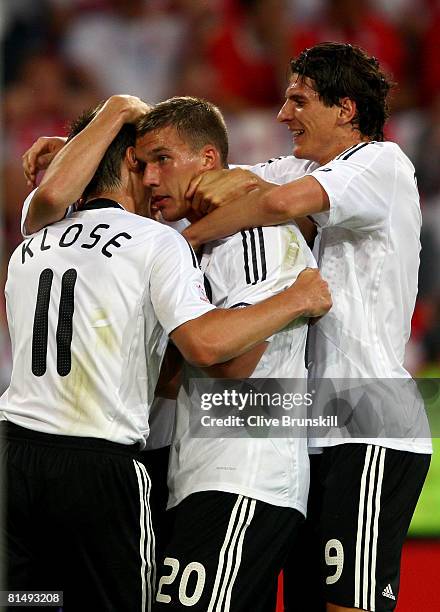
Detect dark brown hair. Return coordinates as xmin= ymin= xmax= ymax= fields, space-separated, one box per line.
xmin=67 ymin=102 xmax=137 ymax=199
xmin=290 ymin=42 xmax=393 ymax=141
xmin=137 ymin=97 xmax=229 ymax=168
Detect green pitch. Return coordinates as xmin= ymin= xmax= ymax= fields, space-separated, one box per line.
xmin=409 ymin=437 xmax=440 ymax=535
xmin=409 ymin=377 xmax=440 ymax=536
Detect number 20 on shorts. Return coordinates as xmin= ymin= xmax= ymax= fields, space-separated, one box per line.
xmin=156 ymin=558 xmax=206 ymax=606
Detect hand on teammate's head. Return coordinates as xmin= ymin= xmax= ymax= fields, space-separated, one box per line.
xmin=22 ymin=136 xmax=67 ymax=188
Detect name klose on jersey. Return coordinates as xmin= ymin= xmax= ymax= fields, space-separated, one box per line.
xmin=21 ymin=223 xmax=133 ymax=264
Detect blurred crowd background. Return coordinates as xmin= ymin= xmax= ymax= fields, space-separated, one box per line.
xmin=1 ymin=0 xmax=440 ymax=393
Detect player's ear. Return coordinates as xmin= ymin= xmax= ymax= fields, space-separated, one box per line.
xmin=337 ymin=97 xmax=357 ymax=126
xmin=126 ymin=146 xmax=141 ymax=172
xmin=201 ymin=145 xmax=220 ymax=171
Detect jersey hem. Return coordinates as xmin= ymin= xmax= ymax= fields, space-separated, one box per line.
xmin=167 ymin=482 xmax=307 ymax=517
xmin=308 ymin=437 xmax=432 ymax=454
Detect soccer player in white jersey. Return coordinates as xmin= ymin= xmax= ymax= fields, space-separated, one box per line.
xmin=180 ymin=43 xmax=432 ymax=612
xmin=131 ymin=97 xmax=320 ymax=611
xmin=1 ymin=95 xmax=332 ymax=611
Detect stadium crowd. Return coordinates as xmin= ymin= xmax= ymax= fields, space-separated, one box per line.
xmin=1 ymin=0 xmax=440 ymax=390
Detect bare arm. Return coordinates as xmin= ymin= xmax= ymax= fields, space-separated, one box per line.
xmin=183 ymin=170 xmax=328 ymax=248
xmin=170 ymin=268 xmax=331 ymax=367
xmin=157 ymin=340 xmax=268 ymax=398
xmin=25 ymin=95 xmax=150 ymax=234
xmin=203 ymin=342 xmax=268 ymax=378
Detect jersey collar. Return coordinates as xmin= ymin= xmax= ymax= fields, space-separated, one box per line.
xmin=80 ymin=198 xmax=124 ymax=211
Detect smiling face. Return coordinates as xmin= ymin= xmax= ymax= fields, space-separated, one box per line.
xmin=135 ymin=125 xmax=209 ymax=222
xmin=277 ymin=74 xmax=348 ymax=165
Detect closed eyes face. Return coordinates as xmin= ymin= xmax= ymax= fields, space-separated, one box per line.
xmin=135 ymin=125 xmax=205 ymax=222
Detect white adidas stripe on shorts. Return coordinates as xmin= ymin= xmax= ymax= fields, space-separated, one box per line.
xmin=207 ymin=495 xmax=257 ymax=612
xmin=133 ymin=459 xmax=157 ymax=612
xmin=354 ymin=445 xmax=386 ymax=612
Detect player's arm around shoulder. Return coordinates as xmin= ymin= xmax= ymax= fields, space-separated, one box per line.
xmin=227 ymin=223 xmax=315 ymax=306
xmin=170 ymin=230 xmax=330 ymax=370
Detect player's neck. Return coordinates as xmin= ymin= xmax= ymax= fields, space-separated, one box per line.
xmin=318 ymin=132 xmax=370 ymax=166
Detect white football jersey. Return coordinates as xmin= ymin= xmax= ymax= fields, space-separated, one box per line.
xmin=2 ymin=199 xmax=215 ymax=446
xmin=21 ymin=190 xmax=186 ymax=451
xmin=167 ymin=223 xmax=316 ymax=515
xmin=247 ymin=142 xmax=432 ymax=454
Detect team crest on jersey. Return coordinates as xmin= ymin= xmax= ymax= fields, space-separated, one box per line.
xmin=196 ymin=283 xmax=210 ymax=303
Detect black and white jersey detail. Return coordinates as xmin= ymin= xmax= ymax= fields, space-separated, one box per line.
xmin=230 ymin=302 xmax=251 ymax=309
xmin=339 ymin=141 xmax=371 ymax=161
xmin=81 ymin=198 xmax=124 ymax=211
xmin=200 ymin=224 xmax=315 ymax=314
xmin=3 ymin=203 xmax=215 ymax=445
xmin=203 ymin=274 xmax=213 ymax=303
xmin=56 ymin=268 xmax=77 ymax=376
xmin=240 ymin=228 xmax=267 ymax=285
xmin=259 ymin=155 xmax=286 ymax=168
xmin=186 ymin=239 xmax=199 ymax=269
xmin=32 ymin=268 xmax=54 ymax=377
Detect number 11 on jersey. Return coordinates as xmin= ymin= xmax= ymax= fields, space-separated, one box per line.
xmin=32 ymin=268 xmax=77 ymax=377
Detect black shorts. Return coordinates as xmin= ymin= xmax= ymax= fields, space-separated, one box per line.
xmin=140 ymin=446 xmax=174 ymax=567
xmin=283 ymin=453 xmax=325 ymax=611
xmin=154 ymin=491 xmax=303 ymax=612
xmin=319 ymin=443 xmax=430 ymax=611
xmin=0 ymin=421 xmax=156 ymax=612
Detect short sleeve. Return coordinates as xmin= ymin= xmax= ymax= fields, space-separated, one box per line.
xmin=21 ymin=189 xmax=37 ymax=237
xmin=149 ymin=229 xmax=216 ymax=335
xmin=21 ymin=189 xmax=74 ymax=238
xmin=233 ymin=156 xmax=318 ymax=185
xmin=310 ymin=142 xmax=394 ymax=232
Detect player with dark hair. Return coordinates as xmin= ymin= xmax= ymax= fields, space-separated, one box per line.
xmin=179 ymin=42 xmax=432 ymax=612
xmin=1 ymin=95 xmax=331 ymax=610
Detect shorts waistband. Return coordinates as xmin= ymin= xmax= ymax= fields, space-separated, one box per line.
xmin=0 ymin=421 xmax=142 ymax=457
